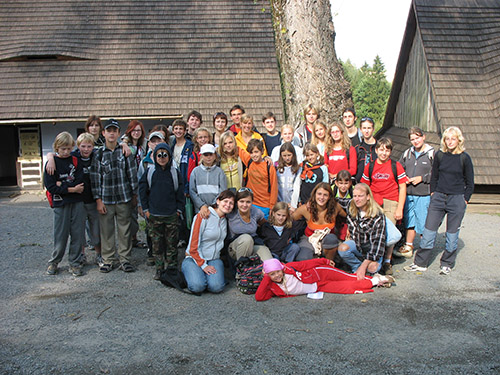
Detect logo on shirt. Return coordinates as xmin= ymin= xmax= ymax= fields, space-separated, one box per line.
xmin=372 ymin=172 xmax=390 ymax=180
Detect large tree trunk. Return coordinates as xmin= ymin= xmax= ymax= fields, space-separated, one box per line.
xmin=271 ymin=0 xmax=352 ymax=126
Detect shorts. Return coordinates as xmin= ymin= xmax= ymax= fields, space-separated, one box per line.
xmin=404 ymin=195 xmax=431 ymax=234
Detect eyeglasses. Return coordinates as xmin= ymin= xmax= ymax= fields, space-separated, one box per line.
xmin=361 ymin=117 xmax=374 ymax=123
xmin=156 ymin=152 xmax=169 ymax=159
xmin=238 ymin=187 xmax=252 ymax=193
xmin=132 ymin=128 xmax=142 ymax=133
xmin=202 ymin=152 xmax=215 ymax=157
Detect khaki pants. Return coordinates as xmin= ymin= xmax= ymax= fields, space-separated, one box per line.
xmin=99 ymin=202 xmax=132 ymax=264
xmin=228 ymin=234 xmax=272 ymax=261
xmin=383 ymin=198 xmax=398 ymax=225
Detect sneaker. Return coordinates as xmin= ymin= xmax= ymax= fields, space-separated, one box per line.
xmin=46 ymin=263 xmax=58 ymax=275
xmin=153 ymin=269 xmax=162 ymax=280
xmin=146 ymin=257 xmax=155 ymax=267
xmin=440 ymin=266 xmax=452 ymax=275
xmin=69 ymin=266 xmax=83 ymax=277
xmin=394 ymin=244 xmax=413 ymax=258
xmin=403 ymin=263 xmax=428 ymax=272
xmin=381 ymin=263 xmax=393 ymax=275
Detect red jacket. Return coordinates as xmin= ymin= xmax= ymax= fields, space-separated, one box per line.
xmin=255 ymin=258 xmax=331 ymax=301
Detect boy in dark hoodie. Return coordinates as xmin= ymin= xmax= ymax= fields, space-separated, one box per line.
xmin=139 ymin=143 xmax=185 ymax=280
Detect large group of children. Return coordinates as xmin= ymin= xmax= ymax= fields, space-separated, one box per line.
xmin=44 ymin=104 xmax=474 ymax=300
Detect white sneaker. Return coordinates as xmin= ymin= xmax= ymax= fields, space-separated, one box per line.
xmin=439 ymin=266 xmax=452 ymax=275
xmin=403 ymin=263 xmax=428 ymax=272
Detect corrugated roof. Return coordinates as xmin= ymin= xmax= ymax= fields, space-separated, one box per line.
xmin=382 ymin=0 xmax=500 ymax=186
xmin=0 ymin=0 xmax=284 ymax=122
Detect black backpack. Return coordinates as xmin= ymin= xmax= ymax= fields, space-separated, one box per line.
xmin=159 ymin=266 xmax=201 ymax=296
xmin=235 ymin=255 xmax=264 ymax=294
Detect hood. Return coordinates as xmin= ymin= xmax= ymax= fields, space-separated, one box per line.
xmin=153 ymin=142 xmax=173 ymax=168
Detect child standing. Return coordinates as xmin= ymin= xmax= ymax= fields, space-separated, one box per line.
xmin=189 ymin=144 xmax=228 ymax=214
xmin=270 ymin=124 xmax=304 ymax=164
xmin=242 ymin=139 xmax=278 ymax=219
xmin=218 ymin=131 xmax=244 ymax=191
xmin=294 ymin=143 xmax=329 ymax=208
xmin=44 ymin=132 xmax=86 ymax=276
xmin=276 ymin=143 xmax=301 ymax=206
xmin=139 ymin=143 xmax=184 ymax=280
xmin=255 ymin=258 xmax=393 ymax=301
xmin=261 ymin=112 xmax=281 ymax=153
xmin=258 ymin=203 xmax=301 ymax=263
xmin=361 ymin=137 xmax=408 ymax=275
xmin=187 ymin=127 xmax=212 ymax=180
xmin=333 ymin=169 xmax=353 ymax=241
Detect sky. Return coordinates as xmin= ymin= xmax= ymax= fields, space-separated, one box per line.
xmin=331 ymin=0 xmax=413 ymax=82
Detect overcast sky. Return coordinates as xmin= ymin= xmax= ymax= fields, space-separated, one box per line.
xmin=331 ymin=0 xmax=413 ymax=81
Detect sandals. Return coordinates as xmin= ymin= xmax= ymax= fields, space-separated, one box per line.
xmin=132 ymin=240 xmax=148 ymax=249
xmin=119 ymin=262 xmax=135 ymax=273
xmin=99 ymin=263 xmax=113 ymax=273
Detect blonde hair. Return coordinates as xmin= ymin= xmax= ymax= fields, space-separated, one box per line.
xmin=303 ymin=104 xmax=319 ymax=120
xmin=218 ymin=131 xmax=239 ymax=162
xmin=53 ymin=132 xmax=75 ymax=152
xmin=348 ymin=183 xmax=383 ymax=218
xmin=326 ymin=122 xmax=351 ymax=154
xmin=303 ymin=143 xmax=324 ymax=164
xmin=240 ymin=114 xmax=253 ymax=125
xmin=76 ymin=132 xmax=95 ymax=147
xmin=193 ymin=127 xmax=212 ymax=152
xmin=441 ymin=126 xmax=465 ymax=154
xmin=268 ymin=202 xmax=292 ymax=229
xmin=281 ymin=124 xmax=294 ymax=133
xmin=311 ymin=120 xmax=327 ymax=146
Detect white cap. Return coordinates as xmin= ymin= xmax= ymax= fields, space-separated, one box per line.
xmin=200 ymin=144 xmax=216 ymax=154
xmin=148 ymin=131 xmax=165 ymax=141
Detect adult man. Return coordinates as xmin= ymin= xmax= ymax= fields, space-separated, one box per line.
xmin=343 ymin=107 xmax=362 ymax=148
xmin=91 ymin=119 xmax=138 ymax=273
xmin=355 ymin=117 xmax=378 ymax=182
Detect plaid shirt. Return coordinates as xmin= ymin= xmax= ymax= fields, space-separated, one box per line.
xmin=347 ymin=213 xmax=386 ymax=261
xmin=90 ymin=145 xmax=138 ymax=205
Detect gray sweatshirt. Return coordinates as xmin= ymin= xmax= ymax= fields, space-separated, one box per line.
xmin=189 ymin=163 xmax=228 ymax=212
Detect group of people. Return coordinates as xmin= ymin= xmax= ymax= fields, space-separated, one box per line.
xmin=44 ymin=104 xmax=474 ymax=301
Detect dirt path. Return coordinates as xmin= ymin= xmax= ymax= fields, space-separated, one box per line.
xmin=1 ymin=194 xmax=499 ymax=374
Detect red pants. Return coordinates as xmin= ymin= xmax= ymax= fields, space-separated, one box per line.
xmin=315 ymin=266 xmax=373 ymax=294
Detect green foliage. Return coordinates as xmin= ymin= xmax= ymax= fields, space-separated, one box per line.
xmin=341 ymin=55 xmax=391 ymax=130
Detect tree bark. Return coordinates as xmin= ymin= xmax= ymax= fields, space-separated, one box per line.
xmin=271 ymin=0 xmax=352 ymax=126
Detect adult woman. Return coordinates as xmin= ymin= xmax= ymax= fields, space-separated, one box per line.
xmin=338 ymin=183 xmax=386 ymax=280
xmin=325 ymin=122 xmax=357 ymax=181
xmin=182 ymin=190 xmax=236 ymax=294
xmin=404 ymin=126 xmax=474 ymax=275
xmin=227 ymin=188 xmax=272 ymax=261
xmin=292 ymin=183 xmax=345 ymax=261
xmin=123 ymin=120 xmax=146 ymax=168
xmin=85 ymin=115 xmax=105 ymax=147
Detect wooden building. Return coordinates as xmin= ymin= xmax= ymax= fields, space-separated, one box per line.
xmin=379 ymin=0 xmax=500 ymax=190
xmin=0 ymin=0 xmax=283 ymax=188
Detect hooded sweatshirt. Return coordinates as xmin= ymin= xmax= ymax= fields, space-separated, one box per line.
xmin=138 ymin=143 xmax=184 ymax=217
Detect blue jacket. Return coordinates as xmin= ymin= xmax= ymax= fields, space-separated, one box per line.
xmin=171 ymin=138 xmax=194 ymax=194
xmin=138 ymin=143 xmax=185 ymax=217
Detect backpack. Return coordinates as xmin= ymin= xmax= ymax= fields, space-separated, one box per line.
xmin=235 ymin=255 xmax=264 ymax=294
xmin=243 ymin=159 xmax=271 ymax=193
xmin=368 ymin=159 xmax=399 ymax=185
xmin=159 ymin=266 xmax=201 ymax=296
xmin=46 ymin=155 xmax=78 ymax=208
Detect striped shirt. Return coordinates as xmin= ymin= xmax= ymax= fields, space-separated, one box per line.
xmin=90 ymin=145 xmax=138 ymax=205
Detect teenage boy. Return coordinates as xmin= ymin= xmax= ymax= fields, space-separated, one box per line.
xmin=139 ymin=143 xmax=184 ymax=280
xmin=261 ymin=112 xmax=281 ymax=153
xmin=186 ymin=110 xmax=203 ymax=141
xmin=228 ymin=105 xmax=245 ymax=134
xmin=189 ymin=143 xmax=227 ymax=214
xmin=343 ymin=107 xmax=362 ymax=147
xmin=361 ymin=137 xmax=408 ymax=275
xmin=44 ymin=131 xmax=85 ymax=276
xmin=355 ymin=117 xmax=378 ymax=182
xmin=90 ymin=119 xmax=138 ymax=273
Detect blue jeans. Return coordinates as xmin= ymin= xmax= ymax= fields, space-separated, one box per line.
xmin=338 ymin=240 xmax=383 ymax=273
xmin=181 ymin=258 xmax=226 ymax=293
xmin=272 ymin=243 xmax=300 ymax=263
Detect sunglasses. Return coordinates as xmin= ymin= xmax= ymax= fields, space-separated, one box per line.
xmin=361 ymin=117 xmax=374 ymax=123
xmin=238 ymin=187 xmax=252 ymax=193
xmin=156 ymin=152 xmax=169 ymax=159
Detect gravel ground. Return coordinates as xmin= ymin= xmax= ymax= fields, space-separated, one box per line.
xmin=1 ymin=193 xmax=499 ymax=374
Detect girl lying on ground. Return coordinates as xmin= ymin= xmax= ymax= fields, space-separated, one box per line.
xmin=255 ymin=258 xmax=394 ymax=301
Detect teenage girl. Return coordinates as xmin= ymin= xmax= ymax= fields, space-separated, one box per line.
xmin=255 ymin=258 xmax=394 ymax=301
xmin=296 ymin=104 xmax=319 ymax=147
xmin=85 ymin=115 xmax=105 ymax=147
xmin=259 ymin=202 xmax=301 ymax=263
xmin=270 ymin=124 xmax=304 ymax=164
xmin=187 ymin=127 xmax=212 ymax=180
xmin=311 ymin=120 xmax=328 ymax=156
xmin=276 ymin=142 xmax=301 ymax=206
xmin=123 ymin=120 xmax=147 ymax=168
xmin=292 ymin=143 xmax=329 ymax=208
xmin=217 ymin=131 xmax=244 ymax=191
xmin=212 ymin=112 xmax=228 ymax=148
xmin=325 ymin=122 xmax=357 ymax=181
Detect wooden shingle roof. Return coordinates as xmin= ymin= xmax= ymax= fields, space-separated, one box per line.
xmin=382 ymin=0 xmax=500 ymax=186
xmin=0 ymin=0 xmax=283 ymax=122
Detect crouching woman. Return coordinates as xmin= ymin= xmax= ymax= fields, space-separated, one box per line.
xmin=182 ymin=190 xmax=236 ymax=294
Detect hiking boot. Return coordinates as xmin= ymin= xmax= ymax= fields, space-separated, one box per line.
xmin=69 ymin=266 xmax=83 ymax=277
xmin=146 ymin=257 xmax=155 ymax=266
xmin=403 ymin=263 xmax=428 ymax=272
xmin=381 ymin=263 xmax=393 ymax=275
xmin=46 ymin=263 xmax=58 ymax=275
xmin=394 ymin=244 xmax=413 ymax=258
xmin=154 ymin=269 xmax=162 ymax=280
xmin=439 ymin=266 xmax=452 ymax=275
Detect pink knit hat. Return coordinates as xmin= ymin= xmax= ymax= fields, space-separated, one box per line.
xmin=263 ymin=259 xmax=284 ymax=274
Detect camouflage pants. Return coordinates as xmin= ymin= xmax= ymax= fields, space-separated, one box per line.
xmin=148 ymin=214 xmax=179 ymax=269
